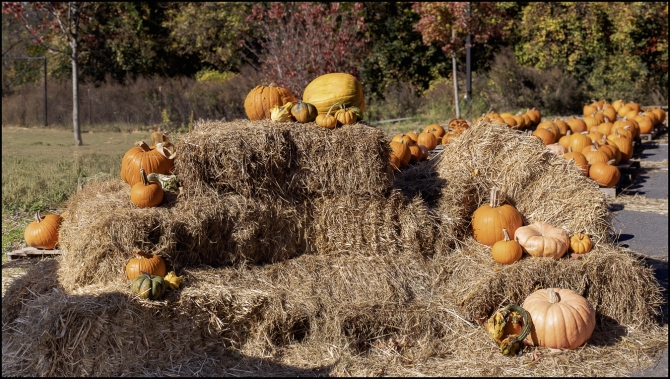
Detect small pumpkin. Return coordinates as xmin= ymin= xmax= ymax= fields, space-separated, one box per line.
xmin=405 ymin=131 xmax=419 ymax=144
xmin=390 ymin=140 xmax=411 ymax=166
xmin=163 ymin=271 xmax=184 ymax=290
xmin=417 ymin=131 xmax=438 ymax=150
xmin=389 ymin=153 xmax=402 ymax=170
xmin=532 ymin=127 xmax=555 ymax=145
xmin=448 ymin=118 xmax=470 ymax=133
xmin=130 ymin=271 xmax=168 ymax=300
xmin=270 ymin=101 xmax=294 ymax=122
xmin=334 ymin=103 xmax=358 ymax=125
xmin=514 ymin=221 xmax=569 ymax=259
xmin=130 ymin=168 xmax=164 ymax=208
xmin=526 ymin=108 xmax=541 ymax=125
xmin=589 ymin=159 xmax=620 ymax=188
xmin=570 ymin=233 xmax=593 ymax=254
xmin=563 ymin=148 xmax=589 ymax=176
xmin=522 ymin=288 xmax=596 ymax=350
xmin=472 ymin=187 xmax=523 ymax=246
xmin=24 ymin=211 xmax=62 ymax=249
xmin=485 ymin=304 xmax=533 ymax=356
xmin=315 ymin=102 xmax=340 ymax=129
xmin=290 ymin=100 xmax=318 ymax=123
xmin=244 ymin=82 xmax=296 ymax=120
xmin=491 ymin=228 xmax=523 ymax=265
xmin=125 ymin=248 xmax=167 ymax=280
xmin=566 ymin=118 xmax=587 ymax=133
xmin=424 ymin=123 xmax=446 ymax=139
xmin=408 ymin=144 xmax=423 ymax=163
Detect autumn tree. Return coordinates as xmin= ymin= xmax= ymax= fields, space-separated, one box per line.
xmin=3 ymin=2 xmax=96 ymax=146
xmin=243 ymin=2 xmax=368 ymax=97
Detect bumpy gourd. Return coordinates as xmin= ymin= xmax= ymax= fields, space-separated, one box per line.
xmin=130 ymin=271 xmax=168 ymax=300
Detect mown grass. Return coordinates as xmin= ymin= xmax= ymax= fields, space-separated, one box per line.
xmin=1 ymin=126 xmax=155 ymax=260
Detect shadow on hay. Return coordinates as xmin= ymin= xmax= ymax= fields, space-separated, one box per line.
xmin=2 ymin=259 xmax=337 ymax=377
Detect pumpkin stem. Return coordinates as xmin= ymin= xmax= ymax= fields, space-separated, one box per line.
xmin=135 ymin=141 xmax=151 ymax=151
xmin=34 ymin=211 xmax=42 ymax=224
xmin=326 ymin=102 xmax=340 ymax=118
xmin=502 ymin=228 xmax=511 ymax=242
xmin=133 ymin=248 xmax=149 ymax=258
xmin=139 ymin=168 xmax=150 ymax=186
xmin=547 ymin=288 xmax=560 ymax=304
xmin=606 ymin=159 xmax=616 ymax=165
xmin=489 ymin=186 xmax=501 ymax=208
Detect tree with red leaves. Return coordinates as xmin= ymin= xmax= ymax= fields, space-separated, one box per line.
xmin=242 ymin=2 xmax=368 ymax=97
xmin=3 ymin=2 xmax=95 ymax=146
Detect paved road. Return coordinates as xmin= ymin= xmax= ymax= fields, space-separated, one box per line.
xmin=623 ymin=140 xmax=668 ymax=377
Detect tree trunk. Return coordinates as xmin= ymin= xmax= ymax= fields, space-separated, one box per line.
xmin=71 ymin=3 xmax=82 ymax=146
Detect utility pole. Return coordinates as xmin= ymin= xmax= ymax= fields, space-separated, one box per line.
xmin=465 ymin=2 xmax=472 ymax=101
xmin=452 ymin=28 xmax=460 ymax=119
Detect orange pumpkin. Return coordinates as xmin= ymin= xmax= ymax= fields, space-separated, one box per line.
xmin=120 ymin=141 xmax=175 ymax=187
xmin=125 ymin=248 xmax=167 ymax=280
xmin=244 ymin=83 xmax=296 ymax=120
xmin=417 ymin=132 xmax=438 ymax=150
xmin=570 ymin=233 xmax=593 ymax=254
xmin=24 ymin=212 xmax=62 ymax=249
xmin=491 ymin=228 xmax=523 ymax=264
xmin=589 ymin=159 xmax=620 ymax=187
xmin=471 ymin=187 xmax=523 ymax=246
xmin=130 ymin=168 xmax=164 ymax=208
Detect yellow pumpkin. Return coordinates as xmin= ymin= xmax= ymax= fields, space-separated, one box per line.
xmin=302 ymin=73 xmax=365 ymax=115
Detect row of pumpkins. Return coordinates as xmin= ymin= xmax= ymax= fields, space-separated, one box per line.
xmin=244 ymin=73 xmax=366 ymax=129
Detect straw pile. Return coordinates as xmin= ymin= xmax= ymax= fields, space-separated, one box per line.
xmin=175 ymin=119 xmax=394 ymax=201
xmin=3 ymin=119 xmax=667 ymax=376
xmin=57 ymin=184 xmax=441 ymax=291
xmin=432 ymin=121 xmax=614 ymax=246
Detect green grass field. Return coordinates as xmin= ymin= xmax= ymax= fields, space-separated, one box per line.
xmin=1 ymin=126 xmax=153 ymax=261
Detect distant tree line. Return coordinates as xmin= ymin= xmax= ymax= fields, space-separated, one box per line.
xmin=3 ymin=2 xmax=668 ymax=103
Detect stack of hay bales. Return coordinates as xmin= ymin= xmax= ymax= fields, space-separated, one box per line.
xmin=3 ymin=119 xmax=666 ymax=377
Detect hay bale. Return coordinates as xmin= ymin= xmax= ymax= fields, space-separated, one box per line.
xmin=58 ymin=179 xmax=308 ymax=291
xmin=4 ymin=249 xmax=667 ymax=377
xmin=433 ymin=122 xmax=614 ymax=245
xmin=175 ymin=119 xmax=394 ymax=201
xmin=432 ymin=237 xmax=665 ymax=327
xmin=306 ymin=190 xmax=439 ymax=257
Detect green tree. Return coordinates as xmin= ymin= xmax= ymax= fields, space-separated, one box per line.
xmin=358 ymin=2 xmax=450 ymax=100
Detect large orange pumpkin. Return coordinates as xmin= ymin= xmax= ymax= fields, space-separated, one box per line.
xmin=472 ymin=187 xmax=523 ymax=246
xmin=302 ymin=73 xmax=365 ymax=115
xmin=244 ymin=83 xmax=296 ymax=120
xmin=522 ymin=288 xmax=596 ymax=350
xmin=120 ymin=141 xmax=175 ymax=186
xmin=130 ymin=168 xmax=164 ymax=208
xmin=24 ymin=212 xmax=62 ymax=249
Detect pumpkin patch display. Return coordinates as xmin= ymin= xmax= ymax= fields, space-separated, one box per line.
xmin=472 ymin=187 xmax=523 ymax=246
xmin=120 ymin=141 xmax=175 ymax=186
xmin=514 ymin=221 xmax=569 ymax=259
xmin=130 ymin=272 xmax=168 ymax=300
xmin=522 ymin=288 xmax=596 ymax=350
xmin=125 ymin=248 xmax=167 ymax=280
xmin=24 ymin=212 xmax=62 ymax=249
xmin=302 ymin=72 xmax=365 ymax=115
xmin=244 ymin=83 xmax=296 ymax=120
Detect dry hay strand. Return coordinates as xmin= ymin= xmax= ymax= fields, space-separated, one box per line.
xmin=611 ymin=194 xmax=668 ymax=216
xmin=58 ymin=179 xmax=308 ymax=291
xmin=175 ymin=119 xmax=394 ymax=201
xmin=433 ymin=237 xmax=665 ymax=328
xmin=433 ymin=121 xmax=614 ymax=246
xmin=4 ymin=251 xmax=667 ymax=377
xmin=392 ymin=157 xmax=446 ymax=204
xmin=2 ymin=258 xmax=60 ymax=326
xmin=306 ymin=190 xmax=440 ymax=257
